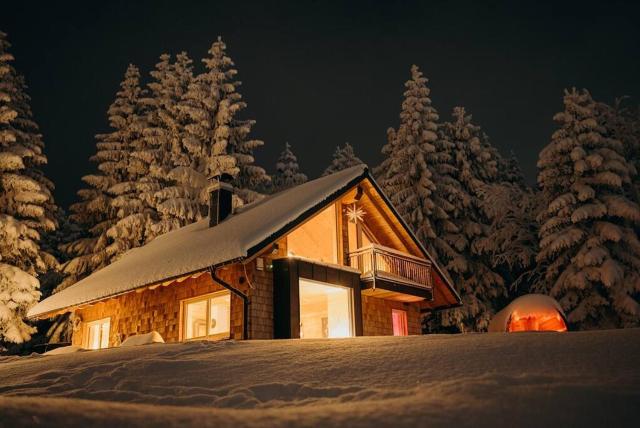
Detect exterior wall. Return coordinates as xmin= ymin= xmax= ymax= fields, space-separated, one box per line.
xmin=247 ymin=237 xmax=286 ymax=339
xmin=72 ymin=254 xmax=423 ymax=346
xmin=72 ymin=250 xmax=280 ymax=346
xmin=71 ymin=264 xmax=423 ymax=345
xmin=73 ymin=267 xmax=247 ymax=347
xmin=361 ymin=295 xmax=422 ymax=336
xmin=248 ymin=261 xmax=275 ymax=339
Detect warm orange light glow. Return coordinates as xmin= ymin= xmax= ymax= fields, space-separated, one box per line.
xmin=507 ymin=311 xmax=567 ymax=332
xmin=287 ymin=205 xmax=338 ymax=263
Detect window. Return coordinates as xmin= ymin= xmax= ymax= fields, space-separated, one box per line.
xmin=183 ymin=291 xmax=231 ymax=340
xmin=392 ymin=309 xmax=408 ymax=336
xmin=84 ymin=318 xmax=110 ymax=350
xmin=287 ymin=205 xmax=338 ymax=263
xmin=299 ymin=278 xmax=353 ymax=338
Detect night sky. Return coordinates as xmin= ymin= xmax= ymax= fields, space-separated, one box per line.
xmin=2 ymin=0 xmax=639 ymax=208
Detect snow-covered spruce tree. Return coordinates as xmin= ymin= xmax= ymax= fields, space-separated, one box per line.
xmin=103 ymin=69 xmax=154 ymax=262
xmin=155 ymin=37 xmax=267 ymax=227
xmin=476 ymin=182 xmax=542 ymax=293
xmin=271 ymin=142 xmax=307 ymax=192
xmin=536 ymin=88 xmax=640 ymax=329
xmin=430 ymin=107 xmax=506 ymax=332
xmin=599 ymin=98 xmax=640 ymax=206
xmin=498 ymin=150 xmax=527 ymax=187
xmin=134 ymin=52 xmax=194 ymax=238
xmin=373 ymin=128 xmax=396 ymax=182
xmin=377 ymin=65 xmax=459 ymax=264
xmin=206 ymin=37 xmax=270 ymax=198
xmin=473 ymin=149 xmax=542 ymax=294
xmin=322 ymin=143 xmax=364 ymax=176
xmin=155 ymin=44 xmax=236 ymax=227
xmin=60 ymin=64 xmax=146 ymax=289
xmin=0 ymin=31 xmax=57 ymax=344
xmin=32 ymin=207 xmax=82 ymax=346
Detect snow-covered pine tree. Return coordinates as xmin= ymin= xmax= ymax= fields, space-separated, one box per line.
xmin=322 ymin=143 xmax=364 ymax=176
xmin=373 ymin=128 xmax=397 ymax=182
xmin=271 ymin=142 xmax=307 ymax=192
xmin=104 ymin=67 xmax=153 ymax=260
xmin=599 ymin=98 xmax=640 ymax=206
xmin=155 ymin=37 xmax=267 ymax=227
xmin=476 ymin=182 xmax=541 ymax=293
xmin=537 ymin=88 xmax=640 ymax=329
xmin=60 ymin=64 xmax=145 ymax=289
xmin=0 ymin=31 xmax=57 ymax=344
xmin=432 ymin=107 xmax=506 ymax=332
xmin=473 ymin=148 xmax=542 ymax=294
xmin=205 ymin=37 xmax=270 ymax=199
xmin=135 ymin=52 xmax=194 ymax=238
xmin=377 ymin=65 xmax=458 ymax=264
xmin=33 ymin=206 xmax=82 ymax=346
xmin=155 ymin=45 xmax=235 ymax=227
xmin=498 ymin=150 xmax=527 ymax=187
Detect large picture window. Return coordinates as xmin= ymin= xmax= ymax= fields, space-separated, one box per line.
xmin=299 ymin=278 xmax=353 ymax=338
xmin=84 ymin=318 xmax=110 ymax=350
xmin=287 ymin=204 xmax=338 ymax=263
xmin=183 ymin=291 xmax=231 ymax=340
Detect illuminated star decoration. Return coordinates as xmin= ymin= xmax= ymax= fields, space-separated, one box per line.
xmin=346 ymin=203 xmax=366 ymax=224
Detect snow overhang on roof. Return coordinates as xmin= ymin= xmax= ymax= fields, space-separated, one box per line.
xmin=28 ymin=166 xmax=370 ymax=318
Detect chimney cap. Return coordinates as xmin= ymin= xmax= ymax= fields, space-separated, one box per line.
xmin=209 ymin=172 xmax=234 ymax=183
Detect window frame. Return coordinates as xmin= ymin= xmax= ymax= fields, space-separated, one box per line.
xmin=83 ymin=317 xmax=111 ymax=350
xmin=180 ymin=290 xmax=232 ymax=341
xmin=273 ymin=258 xmax=364 ymax=339
xmin=298 ymin=277 xmax=355 ymax=339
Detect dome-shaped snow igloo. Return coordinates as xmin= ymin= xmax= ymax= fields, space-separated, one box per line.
xmin=488 ymin=294 xmax=568 ymax=333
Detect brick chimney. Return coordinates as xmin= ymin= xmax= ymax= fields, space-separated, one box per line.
xmin=208 ymin=173 xmax=234 ymax=227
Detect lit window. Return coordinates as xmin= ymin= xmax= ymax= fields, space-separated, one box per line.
xmin=287 ymin=205 xmax=338 ymax=263
xmin=183 ymin=291 xmax=231 ymax=340
xmin=392 ymin=309 xmax=408 ymax=336
xmin=299 ymin=278 xmax=353 ymax=338
xmin=84 ymin=318 xmax=110 ymax=350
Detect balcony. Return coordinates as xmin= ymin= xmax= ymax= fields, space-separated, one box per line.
xmin=348 ymin=244 xmax=433 ymax=302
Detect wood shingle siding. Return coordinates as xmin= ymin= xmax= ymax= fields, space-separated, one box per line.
xmin=361 ymin=295 xmax=422 ymax=336
xmin=72 ymin=267 xmax=248 ymax=346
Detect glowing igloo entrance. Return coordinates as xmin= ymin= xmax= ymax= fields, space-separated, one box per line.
xmin=489 ymin=294 xmax=568 ymax=333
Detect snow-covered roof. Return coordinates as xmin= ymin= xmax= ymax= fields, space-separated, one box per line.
xmin=29 ymin=166 xmax=370 ymax=318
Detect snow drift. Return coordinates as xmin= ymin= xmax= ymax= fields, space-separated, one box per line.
xmin=0 ymin=329 xmax=638 ymax=427
xmin=120 ymin=331 xmax=165 ymax=347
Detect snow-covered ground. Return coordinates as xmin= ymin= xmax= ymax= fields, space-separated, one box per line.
xmin=0 ymin=329 xmax=638 ymax=427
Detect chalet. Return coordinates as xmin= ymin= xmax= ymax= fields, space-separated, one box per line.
xmin=28 ymin=165 xmax=461 ymax=348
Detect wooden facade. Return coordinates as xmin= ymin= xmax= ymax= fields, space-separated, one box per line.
xmin=67 ymin=176 xmax=459 ymax=347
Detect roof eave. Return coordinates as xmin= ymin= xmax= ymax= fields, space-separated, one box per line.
xmin=28 ymin=257 xmax=247 ymax=320
xmin=245 ymin=167 xmax=371 ymax=259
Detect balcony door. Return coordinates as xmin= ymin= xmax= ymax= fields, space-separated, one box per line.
xmin=299 ymin=278 xmax=354 ymax=338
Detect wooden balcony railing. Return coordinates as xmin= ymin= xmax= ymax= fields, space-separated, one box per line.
xmin=348 ymin=244 xmax=433 ymax=290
